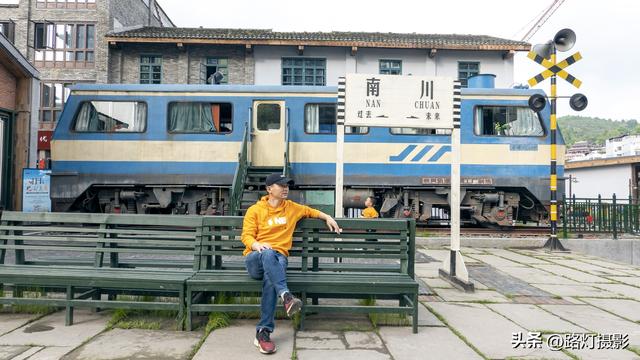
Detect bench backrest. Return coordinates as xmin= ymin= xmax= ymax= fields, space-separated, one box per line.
xmin=0 ymin=211 xmax=203 ymax=271
xmin=199 ymin=216 xmax=416 ymax=278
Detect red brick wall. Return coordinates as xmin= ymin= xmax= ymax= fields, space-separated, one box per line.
xmin=0 ymin=63 xmax=17 ymax=111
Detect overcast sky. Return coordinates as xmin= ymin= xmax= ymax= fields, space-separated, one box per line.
xmin=156 ymin=0 xmax=638 ymax=121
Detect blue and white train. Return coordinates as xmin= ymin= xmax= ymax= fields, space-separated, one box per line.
xmin=51 ymin=76 xmax=565 ymax=227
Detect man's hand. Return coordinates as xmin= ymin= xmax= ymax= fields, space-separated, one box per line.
xmin=251 ymin=241 xmax=272 ymax=253
xmin=324 ymin=216 xmax=342 ymax=234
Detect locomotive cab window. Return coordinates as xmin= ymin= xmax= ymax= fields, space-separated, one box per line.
xmin=168 ymin=102 xmax=232 ymax=133
xmin=474 ymin=106 xmax=544 ymax=136
xmin=304 ymin=103 xmax=367 ymax=134
xmin=73 ymin=101 xmax=147 ymax=132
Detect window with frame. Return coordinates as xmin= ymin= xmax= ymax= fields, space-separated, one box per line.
xmin=73 ymin=101 xmax=147 ymax=132
xmin=34 ymin=22 xmax=95 ymax=66
xmin=256 ymin=104 xmax=281 ymax=131
xmin=168 ymin=102 xmax=233 ymax=133
xmin=200 ymin=57 xmax=228 ymax=84
xmin=36 ymin=0 xmax=96 ymax=9
xmin=304 ymin=104 xmax=367 ymax=134
xmin=40 ymin=82 xmax=72 ymax=123
xmin=379 ymin=59 xmax=402 ymax=75
xmin=0 ymin=21 xmax=15 ymax=43
xmin=140 ymin=55 xmax=162 ymax=84
xmin=474 ymin=106 xmax=544 ymax=137
xmin=282 ymin=58 xmax=326 ymax=86
xmin=458 ymin=61 xmax=480 ymax=87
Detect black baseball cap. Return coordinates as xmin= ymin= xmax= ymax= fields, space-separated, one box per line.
xmin=265 ymin=173 xmax=294 ymax=187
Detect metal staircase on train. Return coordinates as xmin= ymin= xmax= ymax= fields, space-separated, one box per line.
xmin=228 ymin=123 xmax=291 ymax=216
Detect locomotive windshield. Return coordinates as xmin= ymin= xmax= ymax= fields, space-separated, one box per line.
xmin=474 ymin=106 xmax=544 ymax=137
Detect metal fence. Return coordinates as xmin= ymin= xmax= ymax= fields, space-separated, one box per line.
xmin=561 ymin=194 xmax=638 ymax=239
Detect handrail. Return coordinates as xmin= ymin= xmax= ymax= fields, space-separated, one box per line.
xmin=284 ymin=107 xmax=291 ymax=177
xmin=229 ymin=123 xmax=250 ymax=215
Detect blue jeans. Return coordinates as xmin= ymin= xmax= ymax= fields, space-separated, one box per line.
xmin=245 ymin=249 xmax=289 ymax=333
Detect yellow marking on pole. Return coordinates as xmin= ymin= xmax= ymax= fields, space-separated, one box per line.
xmin=551 ymin=175 xmax=557 ymax=190
xmin=550 ymin=114 xmax=557 ymax=130
xmin=551 ymin=144 xmax=557 ymax=160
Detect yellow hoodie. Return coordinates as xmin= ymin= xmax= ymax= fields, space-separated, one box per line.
xmin=241 ymin=195 xmax=321 ymax=256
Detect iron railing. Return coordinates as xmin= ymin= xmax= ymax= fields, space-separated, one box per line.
xmin=229 ymin=123 xmax=250 ymax=215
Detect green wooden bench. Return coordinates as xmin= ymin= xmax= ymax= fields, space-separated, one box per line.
xmin=0 ymin=211 xmax=202 ymax=328
xmin=186 ymin=217 xmax=419 ymax=333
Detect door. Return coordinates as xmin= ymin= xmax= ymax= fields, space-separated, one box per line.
xmin=252 ymin=101 xmax=285 ymax=167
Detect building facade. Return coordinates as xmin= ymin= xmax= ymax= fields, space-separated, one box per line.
xmin=106 ymin=28 xmax=529 ymax=88
xmin=0 ymin=29 xmax=39 ymax=210
xmin=0 ymin=0 xmax=173 ymax=165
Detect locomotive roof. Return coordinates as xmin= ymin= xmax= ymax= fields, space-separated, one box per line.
xmin=70 ymin=84 xmax=543 ymax=97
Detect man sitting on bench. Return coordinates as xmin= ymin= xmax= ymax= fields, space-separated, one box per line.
xmin=241 ymin=173 xmax=341 ymax=355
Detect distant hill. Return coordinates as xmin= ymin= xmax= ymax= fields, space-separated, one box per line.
xmin=558 ymin=116 xmax=640 ymax=147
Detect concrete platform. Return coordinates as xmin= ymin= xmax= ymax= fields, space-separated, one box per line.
xmin=0 ymin=245 xmax=638 ymax=359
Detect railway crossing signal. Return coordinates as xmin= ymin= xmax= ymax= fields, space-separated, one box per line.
xmin=528 ymin=51 xmax=582 ymax=88
xmin=527 ymin=28 xmax=588 ymax=252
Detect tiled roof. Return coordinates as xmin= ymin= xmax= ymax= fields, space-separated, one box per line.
xmin=107 ymin=27 xmax=530 ymax=51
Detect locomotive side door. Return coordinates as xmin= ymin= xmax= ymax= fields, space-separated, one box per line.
xmin=252 ymin=101 xmax=285 ymax=167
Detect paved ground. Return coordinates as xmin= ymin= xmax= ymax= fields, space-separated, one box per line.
xmin=2 ymin=246 xmax=640 ymax=359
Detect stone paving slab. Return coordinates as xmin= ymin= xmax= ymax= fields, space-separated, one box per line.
xmin=540 ymin=304 xmax=640 ymax=347
xmin=608 ymin=276 xmax=640 ymax=287
xmin=10 ymin=346 xmax=43 ymax=360
xmin=421 ymin=277 xmax=455 ymax=288
xmin=621 ymin=269 xmax=640 ymax=276
xmin=0 ymin=345 xmax=30 ymax=360
xmin=64 ymin=328 xmax=201 ymax=360
xmin=576 ymin=258 xmax=638 ymax=271
xmin=591 ymin=283 xmax=640 ymax=301
xmin=533 ymin=264 xmax=613 ymax=283
xmin=193 ymin=320 xmax=294 ymax=360
xmin=0 ymin=310 xmax=108 ymax=348
xmin=432 ymin=288 xmax=511 ymax=303
xmin=344 ymin=331 xmax=384 ymax=349
xmin=487 ymin=303 xmax=587 ymax=333
xmin=416 ymin=302 xmax=445 ymax=327
xmin=467 ymin=254 xmax=527 ymax=268
xmin=0 ymin=314 xmax=38 ymax=336
xmin=301 ymin=313 xmax=373 ymax=332
xmin=489 ymin=249 xmax=553 ymax=265
xmin=579 ymin=298 xmax=640 ymax=322
xmin=379 ymin=326 xmax=483 ymax=360
xmin=532 ymin=283 xmax=619 ymax=298
xmin=427 ymin=302 xmax=570 ymax=359
xmin=296 ymin=349 xmax=391 ymax=360
xmin=498 ymin=266 xmax=579 ymax=285
xmin=18 ymin=346 xmax=73 ymax=360
xmin=546 ymin=259 xmax=631 ymax=276
xmin=564 ymin=347 xmax=640 ymax=360
xmin=297 ymin=337 xmax=346 ymax=350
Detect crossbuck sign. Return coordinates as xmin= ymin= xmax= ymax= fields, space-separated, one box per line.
xmin=342 ymin=74 xmax=456 ymax=129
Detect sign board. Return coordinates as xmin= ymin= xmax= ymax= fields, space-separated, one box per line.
xmin=38 ymin=130 xmax=53 ymax=150
xmin=22 ymin=169 xmax=51 ymax=212
xmin=344 ymin=74 xmax=455 ymax=129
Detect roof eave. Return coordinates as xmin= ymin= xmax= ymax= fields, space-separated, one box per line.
xmin=105 ymin=36 xmax=530 ymax=51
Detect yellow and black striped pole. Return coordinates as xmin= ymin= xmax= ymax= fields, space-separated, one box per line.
xmin=545 ymin=47 xmax=567 ymax=251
